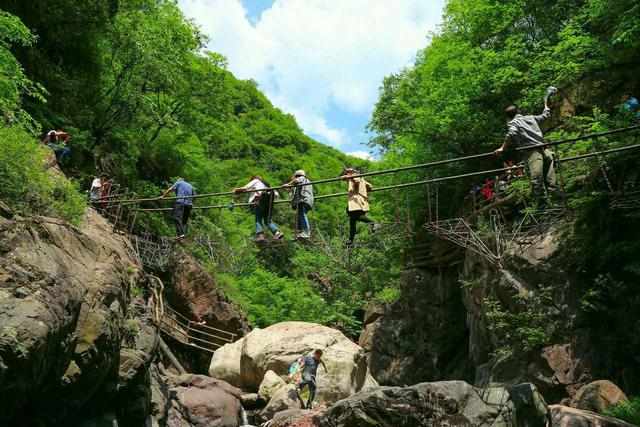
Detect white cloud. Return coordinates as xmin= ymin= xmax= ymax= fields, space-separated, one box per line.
xmin=178 ymin=0 xmax=445 ymax=149
xmin=346 ymin=150 xmax=375 ymax=161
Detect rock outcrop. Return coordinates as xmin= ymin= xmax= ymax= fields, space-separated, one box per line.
xmin=320 ymin=380 xmax=549 ymax=427
xmin=169 ymin=254 xmax=250 ymax=337
xmin=571 ymin=381 xmax=628 ymax=414
xmin=550 ymin=405 xmax=635 ymax=427
xmin=260 ymin=383 xmax=305 ymax=422
xmin=0 ymin=208 xmax=144 ymax=425
xmin=359 ymin=268 xmax=471 ymax=386
xmin=210 ymin=321 xmax=378 ymax=404
xmin=269 ymin=409 xmax=322 ymax=427
xmin=164 ymin=374 xmax=243 ymax=427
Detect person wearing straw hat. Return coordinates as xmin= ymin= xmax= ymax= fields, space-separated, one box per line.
xmin=494 ymin=87 xmax=563 ymax=208
xmin=283 ymin=169 xmax=314 ymax=240
xmin=234 ymin=174 xmax=284 ymax=242
xmin=159 ymin=178 xmax=196 ymax=239
xmin=340 ymin=167 xmax=380 ymax=247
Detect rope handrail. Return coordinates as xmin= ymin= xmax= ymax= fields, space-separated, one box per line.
xmin=160 ymin=319 xmax=231 ymax=346
xmin=116 ymin=124 xmax=640 ymax=205
xmin=133 ymin=142 xmax=640 ymax=212
xmin=163 ymin=305 xmax=237 ymax=339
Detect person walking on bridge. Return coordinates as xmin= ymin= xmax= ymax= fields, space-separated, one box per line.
xmin=234 ymin=174 xmax=284 ymax=242
xmin=296 ymin=349 xmax=328 ymax=410
xmin=160 ymin=178 xmax=196 ymax=239
xmin=340 ymin=167 xmax=380 ymax=247
xmin=284 ymin=170 xmax=314 ymax=240
xmin=494 ymin=98 xmax=563 ymax=208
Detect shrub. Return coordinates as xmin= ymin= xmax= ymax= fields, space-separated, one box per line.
xmin=122 ymin=320 xmax=140 ymax=346
xmin=484 ymin=295 xmax=551 ymax=357
xmin=604 ymin=396 xmax=640 ymax=425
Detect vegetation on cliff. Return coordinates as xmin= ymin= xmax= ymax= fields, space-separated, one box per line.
xmin=0 ymin=0 xmax=402 ymax=337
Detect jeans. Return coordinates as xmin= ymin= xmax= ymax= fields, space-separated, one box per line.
xmin=348 ymin=210 xmax=374 ymax=241
xmin=47 ymin=143 xmax=70 ymax=164
xmin=296 ymin=203 xmax=310 ymax=233
xmin=525 ymin=148 xmax=563 ymax=206
xmin=298 ymin=372 xmax=316 ymax=407
xmin=255 ymin=198 xmax=278 ymax=234
xmin=173 ymin=204 xmax=192 ymax=236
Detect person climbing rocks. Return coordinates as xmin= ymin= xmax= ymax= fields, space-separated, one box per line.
xmin=160 ymin=178 xmax=196 ymax=239
xmin=494 ymin=92 xmax=563 ymax=208
xmin=283 ymin=170 xmax=314 ymax=240
xmin=340 ymin=167 xmax=380 ymax=247
xmin=43 ymin=129 xmax=70 ymax=164
xmin=296 ymin=349 xmax=328 ymax=410
xmin=234 ymin=174 xmax=284 ymax=241
xmin=89 ymin=173 xmax=109 ymax=206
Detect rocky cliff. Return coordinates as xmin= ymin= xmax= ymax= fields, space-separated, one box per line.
xmin=362 ymin=225 xmax=640 ymax=408
xmin=0 ymin=205 xmax=157 ymax=425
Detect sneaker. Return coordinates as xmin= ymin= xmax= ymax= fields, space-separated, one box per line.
xmin=370 ymin=223 xmax=381 ymax=234
xmin=179 ymin=234 xmax=186 ymax=239
xmin=306 ymin=402 xmax=313 ymax=410
xmin=300 ymin=231 xmax=311 ymax=239
xmin=254 ymin=234 xmax=266 ymax=242
xmin=291 ymin=233 xmax=299 ymax=241
xmin=344 ymin=240 xmax=354 ymax=248
xmin=273 ymin=231 xmax=284 ymax=240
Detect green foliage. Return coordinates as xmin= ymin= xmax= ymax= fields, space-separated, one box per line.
xmin=604 ymin=396 xmax=640 ymax=426
xmin=484 ymin=295 xmax=551 ymax=357
xmin=0 ymin=126 xmax=85 ymax=224
xmin=237 ymin=268 xmax=327 ymax=327
xmin=130 ymin=284 xmax=144 ymax=299
xmin=0 ymin=11 xmax=44 ymax=126
xmin=122 ymin=320 xmax=140 ymax=346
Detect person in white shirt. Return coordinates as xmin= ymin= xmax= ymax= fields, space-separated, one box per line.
xmin=89 ymin=173 xmax=109 ymax=204
xmin=234 ymin=174 xmax=283 ymax=241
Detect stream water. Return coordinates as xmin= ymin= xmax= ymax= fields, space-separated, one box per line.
xmin=240 ymin=407 xmax=255 ymax=427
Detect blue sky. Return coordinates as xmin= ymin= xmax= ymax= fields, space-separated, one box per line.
xmin=178 ymin=0 xmax=447 ymax=159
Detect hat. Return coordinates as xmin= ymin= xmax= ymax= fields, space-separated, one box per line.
xmin=294 ymin=169 xmax=306 ymax=177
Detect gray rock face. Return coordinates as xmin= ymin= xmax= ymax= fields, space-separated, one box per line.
xmin=169 ymin=254 xmax=250 ymax=337
xmin=0 ymin=208 xmax=142 ymax=424
xmin=115 ymin=299 xmax=159 ymax=426
xmin=358 ymin=268 xmax=472 ymax=386
xmin=319 ymin=381 xmax=549 ymax=427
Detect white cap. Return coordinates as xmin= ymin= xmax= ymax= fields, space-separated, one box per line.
xmin=294 ymin=169 xmax=306 ymax=177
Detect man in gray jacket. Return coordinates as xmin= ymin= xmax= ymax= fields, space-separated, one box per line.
xmin=494 ymin=99 xmax=563 ymax=207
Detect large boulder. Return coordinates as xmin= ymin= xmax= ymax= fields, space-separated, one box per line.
xmin=319 ymin=381 xmax=549 ymax=427
xmin=260 ymin=384 xmax=305 ymax=422
xmin=234 ymin=321 xmax=377 ymax=403
xmin=209 ymin=338 xmax=244 ymax=387
xmin=550 ymin=405 xmax=635 ymax=427
xmin=0 ymin=208 xmax=142 ymax=424
xmin=570 ymin=381 xmax=628 ymax=414
xmin=165 ymin=374 xmax=242 ymax=427
xmin=169 ymin=254 xmax=250 ymax=337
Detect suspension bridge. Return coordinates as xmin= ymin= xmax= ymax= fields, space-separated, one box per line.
xmin=95 ymin=124 xmax=640 ymax=271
